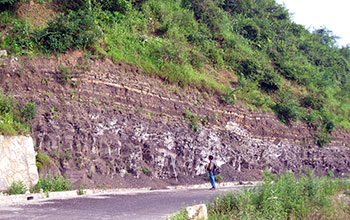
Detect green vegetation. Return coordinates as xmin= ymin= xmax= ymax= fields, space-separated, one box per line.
xmin=167 ymin=209 xmax=188 ymax=220
xmin=171 ymin=170 xmax=350 ymax=220
xmin=34 ymin=10 xmax=102 ymax=53
xmin=141 ymin=167 xmax=151 ymax=176
xmin=1 ymin=0 xmax=350 ymax=136
xmin=36 ymin=152 xmax=52 ymax=172
xmin=34 ymin=173 xmax=73 ymax=192
xmin=206 ymin=171 xmax=350 ymax=219
xmin=8 ymin=180 xmax=27 ymax=195
xmin=214 ymin=174 xmax=224 ymax=183
xmin=0 ymin=91 xmax=36 ymax=135
xmin=77 ymin=185 xmax=86 ymax=195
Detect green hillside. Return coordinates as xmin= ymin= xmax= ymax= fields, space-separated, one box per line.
xmin=1 ymin=0 xmax=350 ymax=146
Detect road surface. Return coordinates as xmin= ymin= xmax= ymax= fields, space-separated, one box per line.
xmin=0 ymin=186 xmax=250 ymax=220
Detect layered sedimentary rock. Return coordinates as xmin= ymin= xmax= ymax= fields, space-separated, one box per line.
xmin=1 ymin=53 xmax=349 ymax=188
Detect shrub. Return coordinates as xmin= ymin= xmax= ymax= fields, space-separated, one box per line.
xmin=0 ymin=92 xmax=34 ymax=135
xmin=301 ymin=110 xmax=319 ymax=127
xmin=10 ymin=21 xmax=35 ymax=53
xmin=314 ymin=132 xmax=331 ymax=148
xmin=54 ymin=0 xmax=89 ymax=12
xmin=8 ymin=180 xmax=27 ymax=195
xmin=221 ymin=89 xmax=236 ymax=104
xmin=35 ymin=10 xmax=102 ymax=53
xmin=301 ymin=94 xmax=325 ymax=110
xmin=0 ymin=92 xmax=13 ymax=115
xmin=259 ymin=71 xmax=282 ymax=92
xmin=36 ymin=153 xmax=52 ymax=172
xmin=35 ymin=174 xmax=73 ymax=192
xmin=93 ymin=0 xmax=132 ymax=14
xmin=19 ymin=102 xmax=36 ymax=122
xmin=273 ymin=90 xmax=300 ymax=124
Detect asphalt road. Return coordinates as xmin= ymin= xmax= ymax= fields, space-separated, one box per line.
xmin=0 ymin=186 xmax=249 ymax=220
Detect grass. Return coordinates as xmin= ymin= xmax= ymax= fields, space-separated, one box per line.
xmin=170 ymin=170 xmax=350 ymax=220
xmin=167 ymin=208 xmax=189 ymax=220
xmin=205 ymin=170 xmax=350 ymax=220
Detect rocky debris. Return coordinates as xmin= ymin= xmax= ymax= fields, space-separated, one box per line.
xmin=186 ymin=204 xmax=208 ymax=220
xmin=1 ymin=54 xmax=350 ymax=189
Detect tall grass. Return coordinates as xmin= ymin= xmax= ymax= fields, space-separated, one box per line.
xmin=206 ymin=170 xmax=350 ymax=220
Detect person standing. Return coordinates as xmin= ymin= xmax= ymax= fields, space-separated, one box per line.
xmin=206 ymin=155 xmax=216 ymax=190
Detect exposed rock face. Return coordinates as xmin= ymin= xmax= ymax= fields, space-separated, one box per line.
xmin=1 ymin=53 xmax=350 ymax=188
xmin=0 ymin=135 xmax=39 ymax=192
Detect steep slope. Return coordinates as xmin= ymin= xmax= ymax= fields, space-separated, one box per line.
xmin=1 ymin=52 xmax=350 ymax=188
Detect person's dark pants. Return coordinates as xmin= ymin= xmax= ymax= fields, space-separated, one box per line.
xmin=209 ymin=172 xmax=216 ymax=188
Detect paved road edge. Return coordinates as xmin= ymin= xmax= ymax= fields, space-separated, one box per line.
xmin=0 ymin=181 xmax=259 ymax=205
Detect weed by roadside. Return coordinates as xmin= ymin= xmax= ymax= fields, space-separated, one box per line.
xmin=206 ymin=170 xmax=350 ymax=220
xmin=8 ymin=180 xmax=27 ymax=195
xmin=77 ymin=185 xmax=86 ymax=195
xmin=33 ymin=173 xmax=72 ymax=193
xmin=167 ymin=208 xmax=188 ymax=220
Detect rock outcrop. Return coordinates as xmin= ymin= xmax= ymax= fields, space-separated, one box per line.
xmin=1 ymin=53 xmax=350 ymax=188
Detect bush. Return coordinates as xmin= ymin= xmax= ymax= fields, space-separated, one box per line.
xmin=8 ymin=180 xmax=27 ymax=195
xmin=19 ymin=102 xmax=36 ymax=122
xmin=36 ymin=153 xmax=52 ymax=172
xmin=35 ymin=10 xmax=102 ymax=53
xmin=54 ymin=0 xmax=89 ymax=12
xmin=0 ymin=92 xmax=13 ymax=115
xmin=301 ymin=94 xmax=325 ymax=110
xmin=314 ymin=132 xmax=331 ymax=148
xmin=0 ymin=92 xmax=34 ymax=135
xmin=273 ymin=90 xmax=300 ymax=124
xmin=221 ymin=89 xmax=236 ymax=104
xmin=93 ymin=0 xmax=132 ymax=14
xmin=34 ymin=174 xmax=73 ymax=192
xmin=259 ymin=72 xmax=282 ymax=92
xmin=10 ymin=21 xmax=35 ymax=53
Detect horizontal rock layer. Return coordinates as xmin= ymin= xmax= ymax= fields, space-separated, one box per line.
xmin=1 ymin=53 xmax=349 ymax=188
